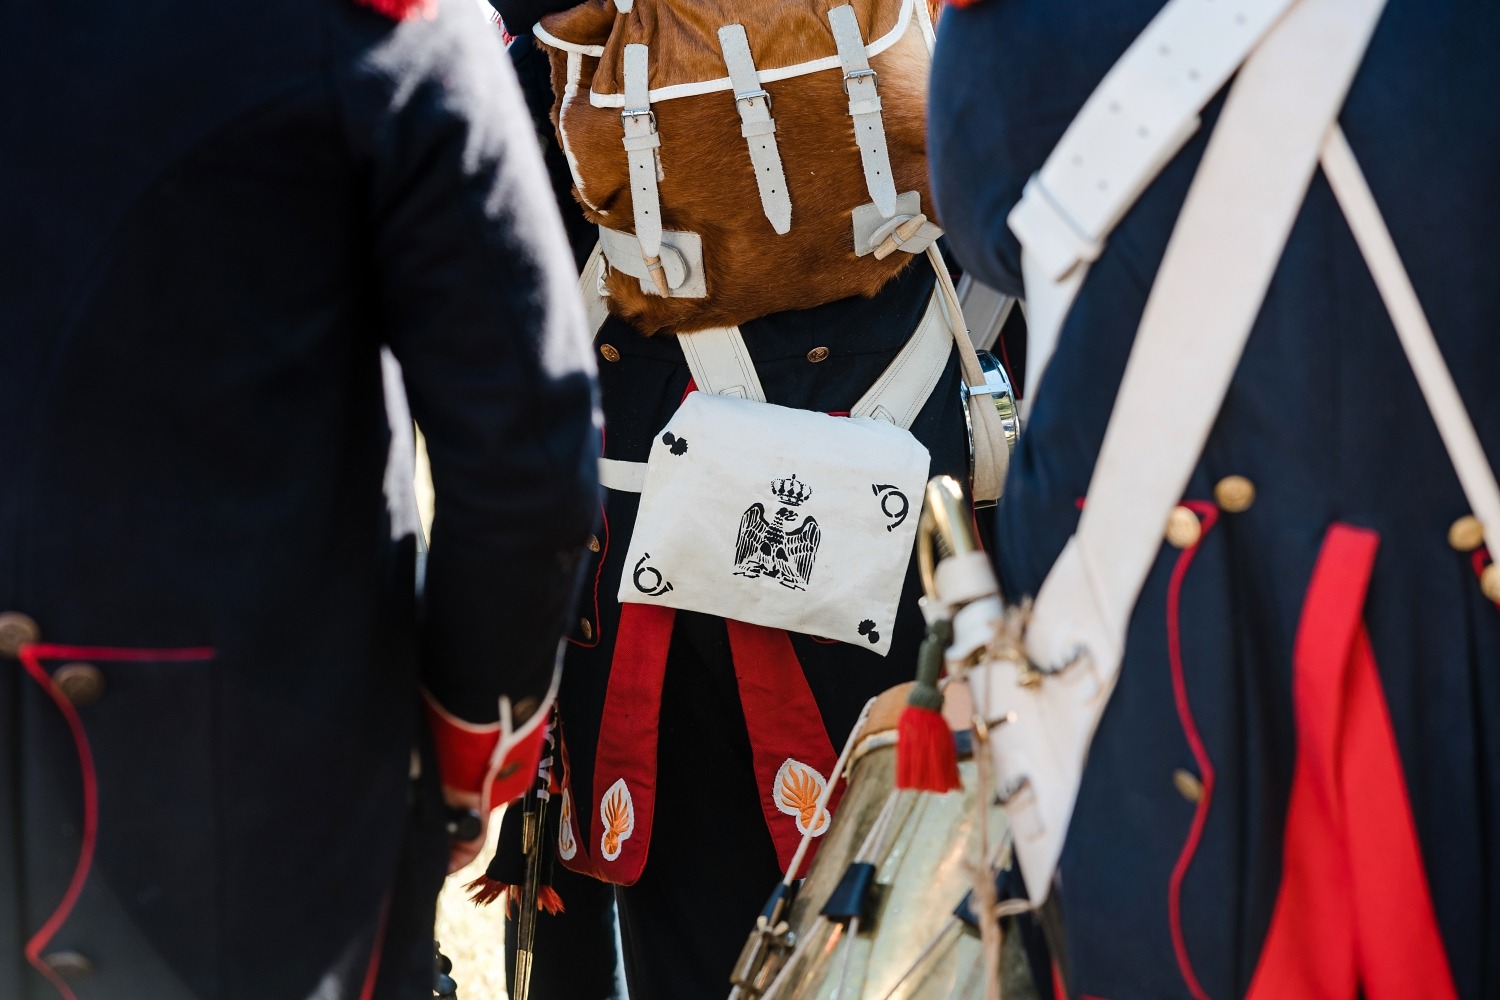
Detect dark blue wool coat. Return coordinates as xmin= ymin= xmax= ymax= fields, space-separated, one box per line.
xmin=0 ymin=2 xmax=598 ymax=997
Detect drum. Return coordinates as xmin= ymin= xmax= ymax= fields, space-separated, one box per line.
xmin=740 ymin=682 xmax=1037 ymax=1000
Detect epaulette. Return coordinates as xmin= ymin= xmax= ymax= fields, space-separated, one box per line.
xmin=354 ymin=0 xmax=434 ymax=19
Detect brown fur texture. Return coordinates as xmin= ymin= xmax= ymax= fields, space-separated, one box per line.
xmin=540 ymin=0 xmax=935 ymax=335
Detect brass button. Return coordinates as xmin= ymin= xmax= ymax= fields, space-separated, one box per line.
xmin=587 ymin=534 xmax=602 ymax=554
xmin=806 ymin=346 xmax=830 ymax=364
xmin=53 ymin=663 xmax=105 ymax=707
xmin=0 ymin=611 xmax=40 ymax=658
xmin=41 ymin=951 xmax=94 ymax=981
xmin=1448 ymin=515 xmax=1484 ymax=553
xmin=1214 ymin=475 xmax=1256 ymax=513
xmin=599 ymin=344 xmax=621 ymax=363
xmin=580 ymin=618 xmax=594 ymax=641
xmin=1482 ymin=564 xmax=1500 ymax=603
xmin=1165 ymin=506 xmax=1202 ymax=549
xmin=1173 ymin=769 xmax=1204 ymax=804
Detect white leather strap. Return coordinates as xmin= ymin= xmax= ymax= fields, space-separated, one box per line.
xmin=1001 ymin=0 xmax=1387 ymax=903
xmin=579 ymin=243 xmax=611 ymax=337
xmin=850 ymin=286 xmax=952 ymax=429
xmin=717 ymin=25 xmax=792 ymax=235
xmin=621 ymin=44 xmax=669 ymax=295
xmin=1009 ymin=0 xmax=1299 ymax=410
xmin=956 ymin=273 xmax=1017 ymax=353
xmin=599 ymin=457 xmax=648 ymax=493
xmin=1322 ymin=127 xmax=1500 ymax=539
xmin=678 ymin=326 xmax=767 ymax=401
xmin=829 ymin=5 xmax=898 ymax=220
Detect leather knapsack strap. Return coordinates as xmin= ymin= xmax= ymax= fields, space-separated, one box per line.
xmin=621 ymin=43 xmax=669 ymax=294
xmin=990 ymin=0 xmax=1388 ymax=902
xmin=829 ymin=4 xmax=899 ymax=220
xmin=717 ymin=24 xmax=793 ymax=235
xmin=1008 ymin=0 xmax=1300 ymax=413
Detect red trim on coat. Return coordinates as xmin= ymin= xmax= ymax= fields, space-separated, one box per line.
xmin=1164 ymin=500 xmax=1220 ymax=1000
xmin=422 ymin=693 xmax=550 ymax=810
xmin=357 ymin=895 xmax=392 ymax=1000
xmin=1245 ymin=525 xmax=1458 ymax=999
xmin=725 ymin=621 xmax=841 ymax=872
xmin=17 ymin=643 xmax=215 ymax=1000
xmin=1471 ymin=546 xmax=1499 ymax=610
xmin=353 ymin=0 xmax=435 ymax=20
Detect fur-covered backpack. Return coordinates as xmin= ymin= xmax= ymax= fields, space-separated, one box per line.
xmin=534 ymin=0 xmax=942 ymax=334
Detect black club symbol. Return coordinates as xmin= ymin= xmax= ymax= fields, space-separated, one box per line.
xmin=857 ymin=619 xmax=880 ymax=644
xmin=662 ymin=432 xmax=689 ymax=456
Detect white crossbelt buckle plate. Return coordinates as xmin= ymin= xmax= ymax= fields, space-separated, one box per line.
xmin=618 ymin=393 xmax=930 ymax=654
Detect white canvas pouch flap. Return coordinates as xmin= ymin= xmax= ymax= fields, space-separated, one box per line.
xmin=618 ymin=392 xmax=931 ymax=654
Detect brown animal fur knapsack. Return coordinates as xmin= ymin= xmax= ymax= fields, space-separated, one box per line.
xmin=535 ymin=0 xmax=942 ymax=335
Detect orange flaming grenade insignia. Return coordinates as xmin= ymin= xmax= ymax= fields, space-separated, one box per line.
xmin=773 ymin=759 xmax=830 ymax=836
xmin=558 ymin=789 xmax=578 ymax=861
xmin=599 ymin=779 xmax=635 ymax=861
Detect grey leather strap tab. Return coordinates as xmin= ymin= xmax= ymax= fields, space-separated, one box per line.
xmin=621 ymin=43 xmax=666 ymax=287
xmin=717 ymin=24 xmax=793 ymax=235
xmin=597 ymin=225 xmax=708 ymax=299
xmin=829 ymin=5 xmax=898 ymax=219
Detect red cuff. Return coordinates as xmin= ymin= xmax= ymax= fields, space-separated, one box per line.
xmin=422 ymin=688 xmax=553 ymax=810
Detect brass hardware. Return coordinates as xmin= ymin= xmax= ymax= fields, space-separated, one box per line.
xmin=1165 ymin=506 xmax=1202 ymax=549
xmin=1214 ymin=475 xmax=1256 ymax=513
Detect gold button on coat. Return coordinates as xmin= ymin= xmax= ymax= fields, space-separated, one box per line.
xmin=1482 ymin=564 xmax=1500 ymax=603
xmin=1165 ymin=506 xmax=1202 ymax=549
xmin=806 ymin=346 xmax=830 ymax=363
xmin=580 ymin=618 xmax=595 ymax=640
xmin=0 ymin=611 xmax=40 ymax=658
xmin=1173 ymin=769 xmax=1205 ymax=803
xmin=41 ymin=952 xmax=94 ymax=981
xmin=1448 ymin=515 xmax=1484 ymax=552
xmin=587 ymin=534 xmax=602 ymax=554
xmin=599 ymin=344 xmax=621 ymax=363
xmin=1214 ymin=475 xmax=1256 ymax=513
xmin=54 ymin=663 xmax=105 ymax=707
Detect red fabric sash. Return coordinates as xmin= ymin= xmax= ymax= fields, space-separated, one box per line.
xmin=566 ymin=605 xmax=838 ymax=883
xmin=1246 ymin=525 xmax=1458 ymax=1000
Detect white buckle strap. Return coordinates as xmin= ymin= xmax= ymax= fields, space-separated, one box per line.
xmin=717 ymin=25 xmax=792 ymax=235
xmin=621 ymin=43 xmax=669 ymax=295
xmin=678 ymin=327 xmax=767 ymax=402
xmin=850 ymin=288 xmax=951 ymax=429
xmin=599 ymin=457 xmax=648 ymax=493
xmin=1008 ymin=0 xmax=1300 ymax=409
xmin=829 ymin=5 xmax=898 ymax=220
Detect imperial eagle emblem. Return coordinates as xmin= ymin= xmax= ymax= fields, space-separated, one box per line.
xmin=734 ymin=475 xmax=821 ymax=590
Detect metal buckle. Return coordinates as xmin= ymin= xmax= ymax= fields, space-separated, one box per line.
xmin=620 ymin=107 xmax=657 ymax=130
xmin=841 ymin=68 xmax=878 ymax=96
xmin=734 ymin=88 xmax=772 ymax=112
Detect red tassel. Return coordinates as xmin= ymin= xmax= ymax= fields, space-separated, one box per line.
xmin=895 ymin=704 xmax=960 ymax=792
xmin=465 ymin=876 xmax=514 ymax=912
xmin=537 ymin=886 xmax=565 ymax=915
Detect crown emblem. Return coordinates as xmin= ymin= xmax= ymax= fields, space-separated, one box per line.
xmin=771 ymin=475 xmax=812 ymax=506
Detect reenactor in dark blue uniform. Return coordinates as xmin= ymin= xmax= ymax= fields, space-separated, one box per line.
xmin=0 ymin=1 xmax=599 ymax=997
xmin=930 ymin=1 xmax=1500 ymax=998
xmin=481 ymin=3 xmax=981 ymax=998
